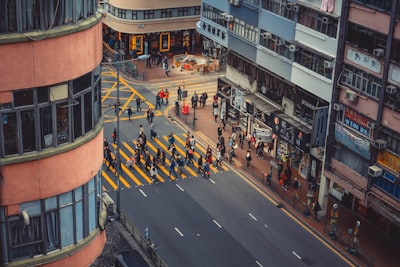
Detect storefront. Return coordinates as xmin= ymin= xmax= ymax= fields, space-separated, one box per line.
xmin=103 ymin=25 xmax=198 ymax=58
xmin=271 ymin=112 xmax=312 ymax=179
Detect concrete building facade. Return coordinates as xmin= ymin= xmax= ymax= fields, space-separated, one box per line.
xmin=325 ymin=0 xmax=400 ymax=239
xmin=0 ymin=1 xmax=106 ymax=266
xmin=198 ymin=0 xmax=400 ymax=240
xmin=198 ymin=0 xmax=338 ymax=215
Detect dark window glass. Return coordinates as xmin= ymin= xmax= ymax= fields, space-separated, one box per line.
xmin=40 ymin=106 xmax=53 ymax=148
xmin=0 ymin=0 xmax=17 ymax=33
xmin=21 ymin=109 xmax=36 ymax=152
xmin=37 ymin=87 xmax=49 ymax=103
xmin=84 ymin=91 xmax=92 ymax=133
xmin=56 ymin=103 xmax=69 ymax=144
xmin=73 ymin=97 xmax=82 ymax=139
xmin=10 ymin=216 xmax=43 ymax=259
xmin=73 ymin=73 xmax=91 ymax=94
xmin=3 ymin=112 xmax=18 ymax=155
xmin=14 ymin=89 xmax=34 ymax=107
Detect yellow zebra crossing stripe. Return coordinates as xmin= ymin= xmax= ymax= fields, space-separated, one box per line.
xmin=161 ymin=136 xmax=198 ymax=177
xmin=128 ymin=140 xmax=180 ymax=180
xmin=146 ymin=138 xmax=187 ymax=179
xmin=102 ymin=170 xmax=118 ymax=190
xmin=104 ymin=157 xmax=131 ymax=189
xmin=111 ymin=143 xmax=152 ymax=185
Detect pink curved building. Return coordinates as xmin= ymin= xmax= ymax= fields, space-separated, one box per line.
xmin=0 ymin=1 xmax=105 ymax=266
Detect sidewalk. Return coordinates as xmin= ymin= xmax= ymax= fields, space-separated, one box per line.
xmin=137 ymin=57 xmax=398 ymax=267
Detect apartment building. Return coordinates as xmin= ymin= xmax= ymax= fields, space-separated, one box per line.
xmin=198 ymin=0 xmax=338 ymax=213
xmin=198 ymin=0 xmax=400 ymax=240
xmin=101 ymin=0 xmax=202 ymax=58
xmin=0 ymin=1 xmax=106 ymax=266
xmin=325 ymin=0 xmax=400 ymax=238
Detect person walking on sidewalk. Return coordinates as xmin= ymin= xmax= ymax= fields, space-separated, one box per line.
xmin=245 ymin=149 xmax=252 ymax=167
xmin=292 ymin=177 xmax=300 ymax=200
xmin=264 ymin=167 xmax=272 ymax=186
xmin=312 ymin=200 xmax=321 ymax=221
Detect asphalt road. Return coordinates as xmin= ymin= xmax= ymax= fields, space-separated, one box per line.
xmin=102 ymin=71 xmax=351 ymax=267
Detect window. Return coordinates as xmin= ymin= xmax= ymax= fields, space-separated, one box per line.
xmin=297 ymin=7 xmax=338 ymax=38
xmin=21 ymin=109 xmax=36 ymax=152
xmin=118 ymin=8 xmax=126 ymax=19
xmin=14 ymin=89 xmax=34 ymax=107
xmin=73 ymin=73 xmax=91 ymax=95
xmin=232 ymin=18 xmax=258 ymax=43
xmin=341 ymin=65 xmax=382 ymax=98
xmin=2 ymin=112 xmax=18 ymax=155
xmin=347 ymin=23 xmax=386 ymax=54
xmin=131 ymin=10 xmax=137 ymax=20
xmin=144 ymin=10 xmax=154 ymax=19
xmin=294 ymin=48 xmax=333 ymax=79
xmin=84 ymin=91 xmax=92 ymax=133
xmin=353 ymin=0 xmax=393 ymax=12
xmin=56 ymin=103 xmax=69 ymax=145
xmin=73 ymin=97 xmax=82 ymax=139
xmin=4 ymin=178 xmax=100 ymax=262
xmin=0 ymin=0 xmax=17 ymax=33
xmin=40 ymin=106 xmax=53 ymax=148
xmin=178 ymin=7 xmax=188 ymax=16
xmin=262 ymin=0 xmax=296 ymax=20
xmin=0 ymin=69 xmax=100 ymax=157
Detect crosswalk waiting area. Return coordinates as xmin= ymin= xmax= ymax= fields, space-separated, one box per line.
xmin=102 ymin=132 xmax=229 ymax=191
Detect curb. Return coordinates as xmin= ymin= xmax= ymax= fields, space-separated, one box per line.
xmin=167 ymin=108 xmax=360 ymax=267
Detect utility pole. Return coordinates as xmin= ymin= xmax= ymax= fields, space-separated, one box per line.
xmin=116 ymin=64 xmax=121 ymax=218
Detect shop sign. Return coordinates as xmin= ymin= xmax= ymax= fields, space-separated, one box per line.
xmin=335 ymin=123 xmax=370 ymax=159
xmin=271 ymin=114 xmax=311 ymax=152
xmin=347 ymin=48 xmax=381 ymax=74
xmin=343 ymin=108 xmax=371 ymax=137
xmin=377 ymin=150 xmax=400 ymax=174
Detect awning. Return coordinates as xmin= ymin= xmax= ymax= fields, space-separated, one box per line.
xmin=366 ymin=192 xmax=400 ymax=225
xmin=243 ymin=94 xmax=279 ymax=116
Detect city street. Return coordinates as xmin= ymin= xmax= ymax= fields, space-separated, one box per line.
xmin=101 ymin=69 xmax=352 ymax=266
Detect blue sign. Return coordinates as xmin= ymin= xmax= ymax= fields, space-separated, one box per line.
xmin=335 ymin=123 xmax=370 ymax=159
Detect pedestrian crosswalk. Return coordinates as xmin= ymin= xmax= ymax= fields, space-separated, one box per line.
xmin=149 ymin=76 xmax=217 ymax=101
xmin=102 ymin=131 xmax=229 ymax=191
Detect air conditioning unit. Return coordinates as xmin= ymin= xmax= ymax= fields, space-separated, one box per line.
xmin=225 ymin=15 xmax=233 ymax=22
xmin=230 ymin=0 xmax=240 ymax=6
xmin=373 ymin=139 xmax=387 ymax=150
xmin=373 ymin=48 xmax=385 ymax=57
xmin=368 ymin=165 xmax=383 ymax=177
xmin=333 ymin=103 xmax=343 ymax=111
xmin=286 ymin=3 xmax=293 ymax=10
xmin=322 ymin=16 xmax=330 ymax=24
xmin=276 ymin=39 xmax=285 ymax=46
xmin=324 ymin=60 xmax=334 ymax=68
xmin=386 ymin=85 xmax=397 ymax=94
xmin=345 ymin=90 xmax=358 ymax=103
xmin=102 ymin=192 xmax=116 ymax=214
xmin=289 ymin=44 xmax=298 ymax=52
xmin=261 ymin=32 xmax=272 ymax=39
xmin=292 ymin=5 xmax=300 ymax=12
xmin=367 ymin=121 xmax=376 ymax=129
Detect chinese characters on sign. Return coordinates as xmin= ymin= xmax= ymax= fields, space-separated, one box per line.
xmin=343 ymin=108 xmax=373 ymax=138
xmin=347 ymin=48 xmax=381 ymax=74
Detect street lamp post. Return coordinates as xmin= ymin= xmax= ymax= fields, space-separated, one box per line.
xmin=116 ymin=65 xmax=121 ymax=218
